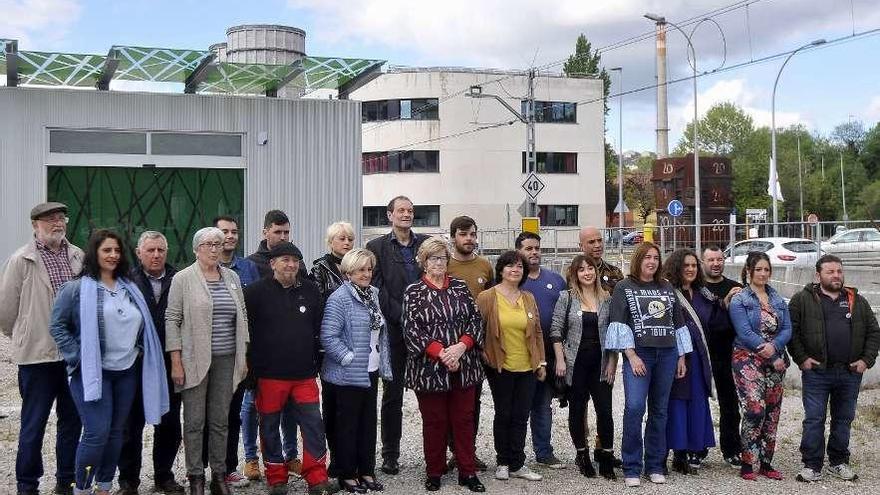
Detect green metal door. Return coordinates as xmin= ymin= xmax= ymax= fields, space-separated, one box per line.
xmin=47 ymin=166 xmax=245 ymax=268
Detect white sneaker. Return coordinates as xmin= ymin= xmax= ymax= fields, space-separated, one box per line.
xmin=224 ymin=471 xmax=250 ymax=488
xmin=797 ymin=467 xmax=823 ymax=482
xmin=495 ymin=465 xmax=509 ymax=480
xmin=649 ymin=473 xmax=667 ymax=484
xmin=624 ymin=477 xmax=641 ymax=487
xmin=825 ymin=463 xmax=858 ymax=481
xmin=510 ymin=466 xmax=543 ymax=481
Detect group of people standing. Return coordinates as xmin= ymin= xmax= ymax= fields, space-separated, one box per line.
xmin=1 ymin=197 xmax=877 ymax=495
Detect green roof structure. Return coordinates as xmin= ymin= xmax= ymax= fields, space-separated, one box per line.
xmin=1 ymin=38 xmax=384 ymax=96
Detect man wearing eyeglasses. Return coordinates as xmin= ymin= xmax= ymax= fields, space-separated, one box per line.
xmin=0 ymin=202 xmax=84 ymax=495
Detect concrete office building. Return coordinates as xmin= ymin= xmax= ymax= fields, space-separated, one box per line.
xmin=349 ymin=68 xmax=606 ymax=241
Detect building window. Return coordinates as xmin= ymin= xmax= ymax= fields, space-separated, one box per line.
xmin=363 ymin=150 xmax=439 ymax=174
xmin=522 ymin=152 xmax=577 ymax=173
xmin=152 ymin=133 xmax=242 ymax=156
xmin=363 ymin=205 xmax=441 ymax=227
xmin=521 ymin=100 xmax=577 ymax=123
xmin=539 ymin=205 xmax=578 ymax=226
xmin=50 ymin=130 xmax=147 ymax=154
xmin=362 ymin=98 xmax=439 ymax=122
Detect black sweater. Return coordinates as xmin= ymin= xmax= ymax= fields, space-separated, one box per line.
xmin=244 ymin=276 xmax=323 ymax=380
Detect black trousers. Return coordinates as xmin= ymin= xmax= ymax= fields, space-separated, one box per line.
xmin=708 ymin=336 xmax=741 ymax=459
xmin=334 ymin=373 xmax=379 ymax=479
xmin=202 ymin=382 xmax=245 ymax=474
xmin=322 ymin=378 xmax=338 ymax=475
xmin=486 ymin=368 xmax=536 ymax=471
xmin=567 ymin=345 xmax=614 ymax=450
xmin=380 ymin=340 xmax=406 ymax=462
xmin=118 ymin=363 xmax=183 ymax=486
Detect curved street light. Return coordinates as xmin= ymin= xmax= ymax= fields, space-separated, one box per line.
xmin=770 ymin=38 xmax=827 ymax=236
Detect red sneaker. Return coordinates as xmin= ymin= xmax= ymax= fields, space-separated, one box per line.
xmin=740 ymin=471 xmax=758 ymax=481
xmin=760 ymin=468 xmax=784 ymax=480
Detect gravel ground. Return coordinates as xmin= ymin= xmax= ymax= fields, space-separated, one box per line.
xmin=2 ymin=334 xmax=878 ymax=495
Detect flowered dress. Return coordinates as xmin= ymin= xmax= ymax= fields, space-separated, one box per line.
xmin=731 ymin=301 xmax=788 ymax=468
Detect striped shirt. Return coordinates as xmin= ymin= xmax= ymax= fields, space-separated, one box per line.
xmin=35 ymin=238 xmax=74 ymax=294
xmin=207 ymin=279 xmax=237 ymax=356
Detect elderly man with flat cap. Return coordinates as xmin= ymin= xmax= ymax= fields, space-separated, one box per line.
xmin=578 ymin=226 xmax=624 ymax=294
xmin=0 ymin=202 xmax=84 ymax=495
xmin=243 ymin=242 xmax=336 ymax=495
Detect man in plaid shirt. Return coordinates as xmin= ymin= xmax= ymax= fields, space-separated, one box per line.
xmin=0 ymin=202 xmax=84 ymax=495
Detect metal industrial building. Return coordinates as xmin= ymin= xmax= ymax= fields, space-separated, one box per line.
xmin=0 ymin=26 xmax=383 ymax=265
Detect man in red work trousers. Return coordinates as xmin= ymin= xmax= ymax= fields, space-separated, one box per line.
xmin=243 ymin=242 xmax=337 ymax=495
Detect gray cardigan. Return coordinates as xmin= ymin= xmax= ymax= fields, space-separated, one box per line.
xmin=548 ymin=290 xmax=613 ymax=386
xmin=165 ymin=263 xmax=249 ymax=393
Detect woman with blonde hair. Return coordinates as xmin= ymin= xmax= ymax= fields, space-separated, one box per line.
xmin=311 ymin=221 xmax=355 ymax=302
xmin=549 ymin=254 xmax=616 ymax=479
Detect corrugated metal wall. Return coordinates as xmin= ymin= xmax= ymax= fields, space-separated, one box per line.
xmin=0 ymin=87 xmax=363 ymax=265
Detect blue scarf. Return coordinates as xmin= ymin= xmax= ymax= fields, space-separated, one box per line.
xmin=79 ymin=276 xmax=170 ymax=424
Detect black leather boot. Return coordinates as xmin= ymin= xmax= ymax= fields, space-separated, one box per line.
xmin=596 ymin=450 xmax=616 ymax=480
xmin=187 ymin=475 xmax=205 ymax=495
xmin=209 ymin=473 xmax=230 ymax=495
xmin=575 ymin=450 xmax=596 ymax=478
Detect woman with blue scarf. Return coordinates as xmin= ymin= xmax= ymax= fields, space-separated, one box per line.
xmin=50 ymin=229 xmax=169 ymax=495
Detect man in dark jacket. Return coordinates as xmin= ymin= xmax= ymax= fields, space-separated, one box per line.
xmin=701 ymin=245 xmax=743 ymax=468
xmin=117 ymin=231 xmax=184 ymax=494
xmin=243 ymin=242 xmax=335 ymax=495
xmin=248 ymin=209 xmax=308 ymax=281
xmin=365 ymin=195 xmax=427 ymax=475
xmin=789 ymin=254 xmax=880 ymax=483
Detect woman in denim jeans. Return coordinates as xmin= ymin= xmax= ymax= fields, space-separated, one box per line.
xmin=729 ymin=252 xmax=791 ymax=481
xmin=604 ymin=243 xmax=692 ymax=487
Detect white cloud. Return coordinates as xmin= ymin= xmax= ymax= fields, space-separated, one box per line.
xmin=865 ymin=96 xmax=880 ymax=121
xmin=676 ymin=79 xmax=804 ymax=130
xmin=0 ymin=0 xmax=81 ymax=47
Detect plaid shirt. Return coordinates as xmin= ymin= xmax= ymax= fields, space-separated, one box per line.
xmin=35 ymin=238 xmax=75 ymax=294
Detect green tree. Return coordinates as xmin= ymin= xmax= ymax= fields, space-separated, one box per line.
xmin=856 ymin=180 xmax=880 ymax=219
xmin=674 ymin=102 xmax=754 ymax=156
xmin=859 ymin=123 xmax=880 ymax=181
xmin=604 ymin=141 xmax=619 ymax=216
xmin=624 ymin=171 xmax=654 ymax=224
xmin=563 ymin=34 xmax=611 ymax=116
xmin=831 ymin=120 xmax=866 ymax=154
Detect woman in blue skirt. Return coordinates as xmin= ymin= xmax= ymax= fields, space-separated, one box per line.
xmin=663 ymin=249 xmax=717 ymax=474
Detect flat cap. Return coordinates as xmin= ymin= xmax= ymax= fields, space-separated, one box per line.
xmin=269 ymin=241 xmax=303 ymax=261
xmin=30 ymin=202 xmax=68 ymax=220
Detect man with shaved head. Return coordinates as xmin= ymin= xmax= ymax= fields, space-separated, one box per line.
xmin=578 ymin=226 xmax=624 ymax=294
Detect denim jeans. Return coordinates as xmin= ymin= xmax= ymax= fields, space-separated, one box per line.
xmin=69 ymin=366 xmax=139 ymax=491
xmin=16 ymin=361 xmax=81 ymax=493
xmin=529 ymin=376 xmax=555 ymax=460
xmin=621 ymin=346 xmax=679 ymax=478
xmin=800 ymin=367 xmax=863 ymax=470
xmin=241 ymin=388 xmax=298 ymax=461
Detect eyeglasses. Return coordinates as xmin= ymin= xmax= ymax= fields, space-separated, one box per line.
xmin=199 ymin=242 xmax=223 ymax=251
xmin=39 ymin=214 xmax=68 ymax=225
xmin=427 ymin=255 xmax=448 ymax=264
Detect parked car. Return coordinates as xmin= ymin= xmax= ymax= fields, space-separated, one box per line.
xmin=622 ymin=230 xmax=644 ymax=245
xmin=820 ymin=227 xmax=880 ymax=265
xmin=724 ymin=237 xmax=820 ymax=266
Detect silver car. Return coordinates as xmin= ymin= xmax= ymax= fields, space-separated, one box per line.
xmin=820 ymin=228 xmax=880 ymax=265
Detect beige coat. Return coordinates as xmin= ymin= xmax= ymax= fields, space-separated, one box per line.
xmin=476 ymin=287 xmax=546 ymax=372
xmin=0 ymin=239 xmax=83 ymax=365
xmin=165 ymin=263 xmax=249 ymax=392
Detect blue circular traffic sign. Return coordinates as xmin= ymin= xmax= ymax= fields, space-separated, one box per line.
xmin=667 ymin=199 xmax=684 ymax=217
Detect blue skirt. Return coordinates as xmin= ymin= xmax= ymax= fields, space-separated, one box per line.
xmin=666 ymin=352 xmax=716 ymax=452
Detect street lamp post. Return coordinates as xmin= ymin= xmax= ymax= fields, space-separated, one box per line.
xmin=644 ymin=13 xmax=702 ymax=253
xmin=610 ymin=67 xmax=624 ymax=264
xmin=770 ymin=38 xmax=827 ymax=236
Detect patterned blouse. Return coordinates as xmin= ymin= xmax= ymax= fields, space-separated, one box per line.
xmin=402 ymin=275 xmax=485 ymax=392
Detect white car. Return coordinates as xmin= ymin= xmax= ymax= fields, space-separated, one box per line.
xmin=725 ymin=237 xmax=820 ymax=266
xmin=820 ymin=228 xmax=880 ymax=264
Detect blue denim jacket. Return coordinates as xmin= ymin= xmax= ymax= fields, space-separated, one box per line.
xmin=729 ymin=284 xmax=792 ymax=358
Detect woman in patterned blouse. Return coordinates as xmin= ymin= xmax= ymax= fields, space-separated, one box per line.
xmin=728 ymin=251 xmax=791 ymax=481
xmin=402 ymin=236 xmax=486 ymax=493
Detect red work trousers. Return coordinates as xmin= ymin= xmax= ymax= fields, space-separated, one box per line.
xmin=415 ymin=382 xmax=477 ymax=478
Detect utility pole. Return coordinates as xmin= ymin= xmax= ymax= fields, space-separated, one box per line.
xmin=797 ymin=133 xmax=804 ymax=237
xmin=526 ymin=69 xmax=537 ymax=217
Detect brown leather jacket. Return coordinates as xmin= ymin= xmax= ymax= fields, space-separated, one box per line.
xmin=476 ymin=286 xmax=545 ymax=372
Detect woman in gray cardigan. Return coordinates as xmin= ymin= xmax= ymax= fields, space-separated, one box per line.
xmin=165 ymin=227 xmax=249 ymax=495
xmin=549 ymin=254 xmax=617 ymax=480
xmin=321 ymin=248 xmax=392 ymax=493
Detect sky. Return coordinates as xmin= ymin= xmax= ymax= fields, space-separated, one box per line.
xmin=2 ymin=0 xmax=879 ymax=153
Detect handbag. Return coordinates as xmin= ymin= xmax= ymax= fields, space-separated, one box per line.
xmin=554 ymin=290 xmax=574 ymax=407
